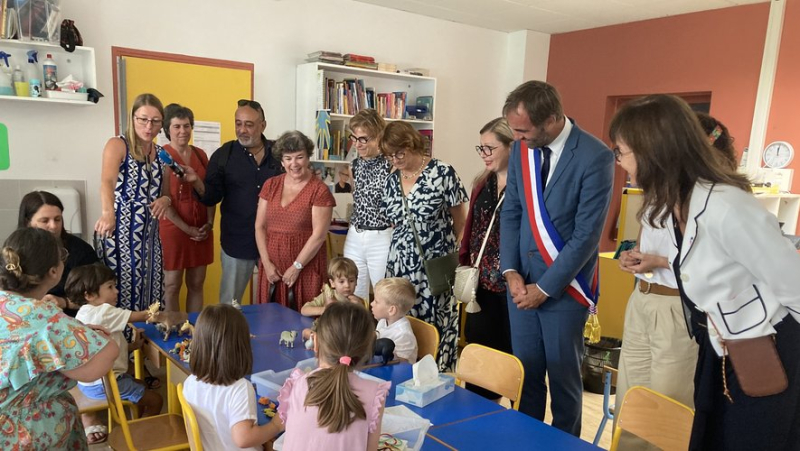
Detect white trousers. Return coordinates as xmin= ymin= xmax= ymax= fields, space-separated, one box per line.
xmin=343 ymin=226 xmax=393 ymax=299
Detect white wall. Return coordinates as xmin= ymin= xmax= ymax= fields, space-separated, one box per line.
xmin=0 ymin=0 xmax=549 ymax=226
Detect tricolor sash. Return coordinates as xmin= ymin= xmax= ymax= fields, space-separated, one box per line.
xmin=520 ymin=143 xmax=599 ymax=312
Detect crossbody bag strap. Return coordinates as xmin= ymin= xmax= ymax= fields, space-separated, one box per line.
xmin=399 ymin=178 xmax=427 ymax=260
xmin=473 ymin=193 xmax=505 ymax=268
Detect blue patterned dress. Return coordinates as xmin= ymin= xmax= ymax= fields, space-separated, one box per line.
xmin=0 ymin=291 xmax=110 ymax=450
xmin=97 ymin=136 xmax=165 ymax=311
xmin=383 ymin=159 xmax=468 ymax=371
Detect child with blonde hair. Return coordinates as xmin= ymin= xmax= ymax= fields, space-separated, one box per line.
xmin=301 ymin=257 xmax=368 ymax=342
xmin=279 ymin=302 xmax=389 ymax=450
xmin=183 ymin=305 xmax=283 ymax=450
xmin=371 ymin=277 xmax=418 ymax=363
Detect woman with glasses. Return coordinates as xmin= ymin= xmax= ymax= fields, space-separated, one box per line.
xmin=382 ymin=121 xmax=468 ymax=372
xmin=255 ymin=131 xmax=335 ymax=310
xmin=0 ymin=227 xmax=118 ymax=450
xmin=18 ymin=190 xmax=98 ymax=316
xmin=457 ymin=118 xmax=514 ymax=397
xmin=159 ymin=104 xmax=214 ymax=313
xmin=95 ymin=93 xmax=171 ymax=312
xmin=343 ymin=109 xmax=392 ymax=299
xmin=610 ymin=95 xmax=800 ymax=451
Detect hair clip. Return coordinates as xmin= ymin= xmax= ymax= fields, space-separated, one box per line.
xmin=339 ymin=356 xmax=352 ymax=366
xmin=709 ymin=125 xmax=723 ymax=144
xmin=4 ymin=263 xmax=19 ymax=272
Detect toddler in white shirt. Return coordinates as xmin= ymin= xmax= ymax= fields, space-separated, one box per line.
xmin=370 ymin=277 xmax=418 ymax=363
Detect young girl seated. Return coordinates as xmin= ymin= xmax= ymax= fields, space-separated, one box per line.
xmin=279 ymin=302 xmax=390 ymax=450
xmin=66 ymin=264 xmax=163 ymax=418
xmin=182 ymin=304 xmax=283 ymax=450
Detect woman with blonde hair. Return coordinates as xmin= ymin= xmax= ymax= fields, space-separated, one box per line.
xmin=343 ymin=109 xmax=392 ymax=299
xmin=458 ymin=117 xmax=514 ymax=398
xmin=95 ymin=93 xmax=171 ymax=312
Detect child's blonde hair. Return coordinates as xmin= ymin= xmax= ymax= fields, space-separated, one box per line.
xmin=328 ymin=257 xmax=358 ymax=280
xmin=374 ymin=277 xmax=416 ymax=313
xmin=305 ymin=302 xmax=375 ymax=433
xmin=190 ymin=304 xmax=252 ymax=385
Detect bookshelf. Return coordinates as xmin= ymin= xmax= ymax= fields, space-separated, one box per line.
xmin=0 ymin=39 xmax=96 ymax=106
xmin=296 ymin=62 xmax=436 ymax=163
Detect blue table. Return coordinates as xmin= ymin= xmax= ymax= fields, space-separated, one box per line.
xmin=140 ymin=303 xmax=314 ymax=413
xmin=427 ymin=409 xmax=602 ymax=450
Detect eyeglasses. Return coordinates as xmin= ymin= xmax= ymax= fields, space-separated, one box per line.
xmin=349 ymin=134 xmax=372 ymax=145
xmin=613 ymin=146 xmax=632 ymax=162
xmin=385 ymin=150 xmax=406 ymax=161
xmin=133 ymin=116 xmax=163 ymax=127
xmin=59 ymin=247 xmax=69 ymax=262
xmin=238 ymin=99 xmax=265 ymax=120
xmin=475 ymin=145 xmax=498 ymax=157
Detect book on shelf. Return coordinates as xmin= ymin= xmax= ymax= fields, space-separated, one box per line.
xmin=419 ymin=129 xmax=434 ymax=155
xmin=319 ymin=75 xmax=412 ymax=120
xmin=307 ymin=51 xmax=344 ymax=65
xmin=343 ymin=53 xmax=375 ymax=63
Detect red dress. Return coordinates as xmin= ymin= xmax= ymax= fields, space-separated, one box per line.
xmin=159 ymin=145 xmax=214 ymax=270
xmin=257 ymin=174 xmax=335 ymax=309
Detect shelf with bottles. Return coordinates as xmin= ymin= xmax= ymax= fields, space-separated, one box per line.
xmin=0 ymin=39 xmax=96 ymax=105
xmin=297 ymin=62 xmax=436 ymax=163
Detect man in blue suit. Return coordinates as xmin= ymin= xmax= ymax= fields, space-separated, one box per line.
xmin=500 ymin=81 xmax=614 ymax=436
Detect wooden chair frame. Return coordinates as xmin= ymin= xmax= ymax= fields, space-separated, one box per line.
xmin=407 ymin=315 xmax=440 ymax=362
xmin=610 ymin=385 xmax=694 ymax=451
xmin=455 ymin=343 xmax=525 ymax=410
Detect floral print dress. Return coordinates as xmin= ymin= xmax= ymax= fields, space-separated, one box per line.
xmin=384 ymin=159 xmax=468 ymax=371
xmin=0 ymin=291 xmax=109 ymax=450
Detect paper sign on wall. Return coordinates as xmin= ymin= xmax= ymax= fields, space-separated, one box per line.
xmin=193 ymin=121 xmax=221 ymax=155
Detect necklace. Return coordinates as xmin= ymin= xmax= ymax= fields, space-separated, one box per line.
xmin=401 ymin=158 xmax=428 ymax=180
xmin=249 ymin=145 xmax=265 ymax=158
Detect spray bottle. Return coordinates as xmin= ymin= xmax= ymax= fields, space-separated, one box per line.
xmin=26 ymin=50 xmax=41 ymax=98
xmin=0 ymin=51 xmax=13 ymax=96
xmin=42 ymin=53 xmax=57 ymax=91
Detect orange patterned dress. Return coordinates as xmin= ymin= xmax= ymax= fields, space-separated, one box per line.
xmin=257 ymin=174 xmax=335 ymax=310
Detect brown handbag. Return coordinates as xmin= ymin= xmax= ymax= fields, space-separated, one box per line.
xmin=709 ymin=316 xmax=788 ymax=399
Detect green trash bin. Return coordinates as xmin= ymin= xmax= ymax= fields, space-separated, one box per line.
xmin=581 ymin=337 xmax=622 ymax=394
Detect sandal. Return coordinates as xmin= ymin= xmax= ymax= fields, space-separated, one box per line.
xmin=84 ymin=424 xmax=108 ymax=444
xmin=144 ymin=376 xmax=161 ymax=390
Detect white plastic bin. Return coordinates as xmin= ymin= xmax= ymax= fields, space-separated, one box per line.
xmin=251 ymin=357 xmax=317 ymax=399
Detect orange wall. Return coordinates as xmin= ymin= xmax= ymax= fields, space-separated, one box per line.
xmin=547 ymin=3 xmax=771 ymax=251
xmin=767 ymin=0 xmax=800 ymax=187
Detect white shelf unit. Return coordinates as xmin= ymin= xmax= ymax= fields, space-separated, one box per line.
xmin=754 ymin=193 xmax=800 ymax=235
xmin=296 ymin=62 xmax=436 ymax=164
xmin=0 ymin=39 xmax=96 ymax=106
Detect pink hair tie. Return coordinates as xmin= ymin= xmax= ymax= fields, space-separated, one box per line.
xmin=339 ymin=356 xmax=352 ymax=366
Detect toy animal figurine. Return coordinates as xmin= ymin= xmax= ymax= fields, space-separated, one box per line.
xmin=374 ymin=338 xmax=396 ymax=365
xmin=179 ymin=320 xmax=194 ymax=337
xmin=280 ymin=330 xmax=297 ymax=347
xmin=145 ymin=302 xmax=161 ymax=323
xmin=231 ymin=299 xmax=241 ymax=310
xmin=169 ymin=338 xmax=192 ymax=363
xmin=155 ymin=322 xmax=179 ymax=341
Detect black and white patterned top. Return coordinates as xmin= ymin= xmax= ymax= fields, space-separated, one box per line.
xmin=350 ymin=155 xmax=392 ymax=229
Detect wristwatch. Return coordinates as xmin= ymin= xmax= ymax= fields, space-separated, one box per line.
xmin=293 ymin=261 xmax=303 ymax=270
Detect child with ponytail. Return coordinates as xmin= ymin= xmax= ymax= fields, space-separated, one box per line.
xmin=278 ymin=301 xmax=389 ymax=450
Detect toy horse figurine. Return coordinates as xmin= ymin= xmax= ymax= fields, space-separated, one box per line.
xmin=179 ymin=320 xmax=194 ymax=337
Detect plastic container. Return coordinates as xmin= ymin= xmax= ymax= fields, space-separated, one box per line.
xmin=29 ymin=78 xmax=41 ymax=97
xmin=42 ymin=53 xmax=57 ymax=90
xmin=251 ymin=357 xmax=317 ymax=399
xmin=42 ymin=90 xmax=88 ymax=101
xmin=12 ymin=65 xmax=28 ymax=97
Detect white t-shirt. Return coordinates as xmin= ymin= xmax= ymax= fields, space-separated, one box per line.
xmin=76 ymin=303 xmax=131 ymax=385
xmin=636 ymin=221 xmax=678 ymax=288
xmin=376 ymin=317 xmax=418 ymax=363
xmin=182 ymin=376 xmax=260 ymax=451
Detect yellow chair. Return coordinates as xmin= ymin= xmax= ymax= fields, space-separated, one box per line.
xmin=176 ymin=383 xmax=203 ymax=451
xmin=407 ymin=315 xmax=439 ymax=361
xmin=611 ymin=385 xmax=695 ymax=451
xmin=454 ymin=343 xmax=525 ymax=410
xmin=102 ymin=369 xmax=189 ymax=451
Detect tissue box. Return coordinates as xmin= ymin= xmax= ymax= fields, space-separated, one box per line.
xmin=395 ymin=374 xmax=455 ymax=407
xmin=251 ymin=357 xmax=317 ymax=398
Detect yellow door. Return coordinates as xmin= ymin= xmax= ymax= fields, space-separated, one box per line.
xmin=117 ymin=50 xmax=253 ymax=309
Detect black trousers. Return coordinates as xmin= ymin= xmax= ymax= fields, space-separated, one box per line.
xmin=690 ymin=314 xmax=800 ymax=451
xmin=464 ymin=287 xmax=513 ymax=399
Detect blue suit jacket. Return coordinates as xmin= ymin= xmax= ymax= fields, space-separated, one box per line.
xmin=500 ymin=120 xmax=614 ymax=309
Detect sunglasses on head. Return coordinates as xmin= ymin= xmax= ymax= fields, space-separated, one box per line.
xmin=238 ymin=99 xmax=265 ymax=119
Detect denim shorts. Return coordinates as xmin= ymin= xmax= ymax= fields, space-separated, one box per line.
xmin=79 ymin=373 xmax=145 ymax=403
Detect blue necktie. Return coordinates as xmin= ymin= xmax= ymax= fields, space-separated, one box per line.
xmin=541 ymin=146 xmax=552 ymax=187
